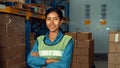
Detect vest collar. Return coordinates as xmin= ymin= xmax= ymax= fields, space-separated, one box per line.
xmin=44 ymin=31 xmax=64 ymax=45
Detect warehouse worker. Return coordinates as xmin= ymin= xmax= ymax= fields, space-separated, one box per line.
xmin=27 ymin=8 xmax=74 ymax=68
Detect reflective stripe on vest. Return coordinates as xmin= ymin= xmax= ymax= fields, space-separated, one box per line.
xmin=39 ymin=50 xmax=63 ymax=57
xmin=37 ymin=35 xmax=72 ymax=60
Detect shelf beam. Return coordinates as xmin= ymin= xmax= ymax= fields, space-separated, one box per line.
xmin=0 ymin=6 xmax=45 ymax=20
xmin=56 ymin=0 xmax=65 ymax=6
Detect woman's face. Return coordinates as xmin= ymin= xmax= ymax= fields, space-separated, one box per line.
xmin=46 ymin=11 xmax=62 ymax=32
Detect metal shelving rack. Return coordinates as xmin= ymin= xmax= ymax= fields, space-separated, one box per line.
xmin=0 ymin=0 xmax=69 ymax=68
xmin=44 ymin=0 xmax=70 ymax=18
xmin=0 ymin=6 xmax=45 ymax=19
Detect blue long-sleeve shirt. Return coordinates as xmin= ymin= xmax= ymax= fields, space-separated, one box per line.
xmin=27 ymin=31 xmax=74 ymax=68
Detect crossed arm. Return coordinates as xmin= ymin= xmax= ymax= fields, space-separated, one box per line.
xmin=31 ymin=52 xmax=59 ymax=64
xmin=27 ymin=39 xmax=74 ymax=68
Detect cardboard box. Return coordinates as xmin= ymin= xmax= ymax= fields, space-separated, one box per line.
xmin=73 ymin=40 xmax=78 ymax=56
xmin=0 ymin=14 xmax=25 ymax=48
xmin=109 ymin=31 xmax=120 ymax=43
xmin=0 ymin=35 xmax=25 ymax=48
xmin=15 ymin=2 xmax=23 ymax=9
xmin=73 ymin=47 xmax=78 ymax=56
xmin=109 ymin=42 xmax=120 ymax=52
xmin=18 ymin=62 xmax=26 ymax=68
xmin=0 ymin=13 xmax=25 ymax=26
xmin=65 ymin=32 xmax=77 ymax=40
xmin=0 ymin=14 xmax=8 ymax=26
xmin=30 ymin=33 xmax=35 ymax=40
xmin=0 ymin=55 xmax=25 ymax=68
xmin=77 ymin=48 xmax=92 ymax=56
xmin=71 ymin=55 xmax=77 ymax=63
xmin=77 ymin=39 xmax=94 ymax=48
xmin=108 ymin=53 xmax=120 ymax=64
xmin=80 ymin=63 xmax=91 ymax=68
xmin=74 ymin=40 xmax=77 ymax=48
xmin=77 ymin=32 xmax=92 ymax=40
xmin=71 ymin=63 xmax=80 ymax=68
xmin=0 ymin=45 xmax=25 ymax=59
xmin=0 ymin=14 xmax=25 ymax=32
xmin=30 ymin=40 xmax=35 ymax=50
xmin=108 ymin=63 xmax=120 ymax=68
xmin=76 ymin=56 xmax=89 ymax=63
xmin=76 ymin=55 xmax=94 ymax=64
xmin=73 ymin=48 xmax=90 ymax=56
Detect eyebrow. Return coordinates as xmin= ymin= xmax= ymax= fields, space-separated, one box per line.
xmin=47 ymin=17 xmax=59 ymax=19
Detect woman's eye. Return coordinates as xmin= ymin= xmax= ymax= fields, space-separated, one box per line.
xmin=54 ymin=18 xmax=58 ymax=20
xmin=47 ymin=18 xmax=50 ymax=20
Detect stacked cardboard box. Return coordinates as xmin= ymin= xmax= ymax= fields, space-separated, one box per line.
xmin=30 ymin=33 xmax=35 ymax=50
xmin=65 ymin=32 xmax=94 ymax=68
xmin=0 ymin=0 xmax=25 ymax=2
xmin=0 ymin=14 xmax=26 ymax=68
xmin=108 ymin=31 xmax=120 ymax=68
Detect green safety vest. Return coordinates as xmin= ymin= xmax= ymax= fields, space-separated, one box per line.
xmin=37 ymin=35 xmax=72 ymax=60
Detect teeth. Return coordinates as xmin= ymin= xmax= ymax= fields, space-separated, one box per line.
xmin=50 ymin=25 xmax=55 ymax=28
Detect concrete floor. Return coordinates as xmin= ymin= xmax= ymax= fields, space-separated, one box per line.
xmin=94 ymin=54 xmax=108 ymax=68
xmin=95 ymin=60 xmax=108 ymax=68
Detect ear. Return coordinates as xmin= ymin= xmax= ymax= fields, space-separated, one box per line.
xmin=60 ymin=19 xmax=64 ymax=25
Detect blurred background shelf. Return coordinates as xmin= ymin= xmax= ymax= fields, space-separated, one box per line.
xmin=0 ymin=6 xmax=45 ymax=19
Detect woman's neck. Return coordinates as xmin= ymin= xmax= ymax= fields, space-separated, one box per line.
xmin=49 ymin=30 xmax=59 ymax=42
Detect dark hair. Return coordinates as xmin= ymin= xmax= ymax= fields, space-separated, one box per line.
xmin=45 ymin=8 xmax=63 ymax=20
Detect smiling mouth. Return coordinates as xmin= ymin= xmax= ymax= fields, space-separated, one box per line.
xmin=49 ymin=25 xmax=56 ymax=29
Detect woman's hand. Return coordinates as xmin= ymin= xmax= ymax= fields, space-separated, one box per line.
xmin=31 ymin=52 xmax=39 ymax=57
xmin=46 ymin=58 xmax=59 ymax=64
xmin=42 ymin=66 xmax=45 ymax=68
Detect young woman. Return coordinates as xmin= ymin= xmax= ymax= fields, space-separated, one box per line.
xmin=27 ymin=8 xmax=74 ymax=68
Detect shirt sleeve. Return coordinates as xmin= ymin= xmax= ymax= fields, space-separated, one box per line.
xmin=46 ymin=39 xmax=74 ymax=68
xmin=27 ymin=40 xmax=47 ymax=68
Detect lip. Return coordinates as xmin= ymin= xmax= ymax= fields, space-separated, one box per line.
xmin=49 ymin=25 xmax=56 ymax=28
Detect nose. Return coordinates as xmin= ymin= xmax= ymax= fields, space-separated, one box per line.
xmin=50 ymin=19 xmax=54 ymax=24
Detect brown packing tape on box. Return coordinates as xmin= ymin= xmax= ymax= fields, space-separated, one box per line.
xmin=65 ymin=32 xmax=77 ymax=40
xmin=77 ymin=32 xmax=92 ymax=40
xmin=109 ymin=42 xmax=120 ymax=52
xmin=0 ymin=45 xmax=25 ymax=59
xmin=77 ymin=39 xmax=94 ymax=48
xmin=0 ymin=55 xmax=25 ymax=68
xmin=108 ymin=63 xmax=120 ymax=68
xmin=109 ymin=31 xmax=120 ymax=43
xmin=108 ymin=53 xmax=120 ymax=64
